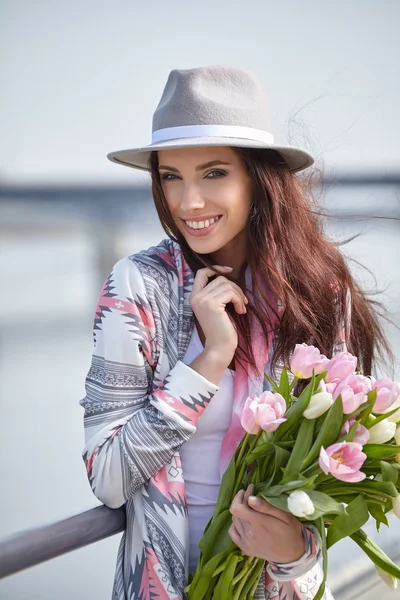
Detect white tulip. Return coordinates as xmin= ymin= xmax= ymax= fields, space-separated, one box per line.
xmin=395 ymin=426 xmax=400 ymax=446
xmin=393 ymin=494 xmax=400 ymax=519
xmin=303 ymin=392 xmax=334 ymax=420
xmin=376 ymin=566 xmax=398 ymax=590
xmin=368 ymin=419 xmax=397 ymax=444
xmin=385 ymin=397 xmax=400 ymax=423
xmin=287 ymin=490 xmax=315 ymax=518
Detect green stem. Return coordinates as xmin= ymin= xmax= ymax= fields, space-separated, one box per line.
xmin=248 ymin=560 xmax=265 ymax=599
xmin=237 ymin=558 xmax=264 ymax=599
xmin=232 ymin=556 xmax=255 ymax=586
xmin=232 ymin=557 xmax=260 ymax=600
xmin=301 ymin=459 xmax=321 ymax=478
xmin=289 ymin=376 xmax=299 ymax=393
xmin=235 ymin=433 xmax=250 ymax=469
xmin=211 ymin=558 xmax=229 ymax=578
xmin=233 ymin=431 xmax=262 ymax=494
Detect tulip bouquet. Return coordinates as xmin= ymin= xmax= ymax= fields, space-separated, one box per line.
xmin=185 ymin=344 xmax=400 ymax=600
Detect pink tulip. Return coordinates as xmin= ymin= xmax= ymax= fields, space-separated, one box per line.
xmin=333 ymin=373 xmax=372 ymax=415
xmin=319 ymin=442 xmax=367 ymax=482
xmin=318 ymin=379 xmax=338 ymax=395
xmin=241 ymin=392 xmax=287 ymax=434
xmin=290 ymin=343 xmax=330 ymax=379
xmin=325 ymin=351 xmax=357 ymax=383
xmin=340 ymin=418 xmax=370 ymax=445
xmin=370 ymin=377 xmax=400 ymax=414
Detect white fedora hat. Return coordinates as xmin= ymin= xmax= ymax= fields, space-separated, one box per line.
xmin=107 ymin=66 xmax=315 ymax=173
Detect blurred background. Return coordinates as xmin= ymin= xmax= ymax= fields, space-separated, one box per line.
xmin=0 ymin=1 xmax=399 ymax=599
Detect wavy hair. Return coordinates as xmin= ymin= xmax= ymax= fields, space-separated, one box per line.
xmin=149 ymin=148 xmax=394 ymax=381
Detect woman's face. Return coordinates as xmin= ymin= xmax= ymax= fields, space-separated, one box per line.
xmin=158 ymin=146 xmax=252 ymax=258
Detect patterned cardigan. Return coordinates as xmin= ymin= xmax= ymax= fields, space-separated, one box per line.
xmin=80 ymin=237 xmax=347 ymax=600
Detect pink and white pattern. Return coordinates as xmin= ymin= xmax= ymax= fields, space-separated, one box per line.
xmin=80 ymin=238 xmax=346 ymax=599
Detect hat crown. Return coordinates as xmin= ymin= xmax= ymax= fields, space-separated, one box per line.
xmin=152 ymin=66 xmax=272 ymax=133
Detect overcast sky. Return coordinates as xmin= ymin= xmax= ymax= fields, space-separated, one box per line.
xmin=1 ymin=0 xmax=399 ymax=185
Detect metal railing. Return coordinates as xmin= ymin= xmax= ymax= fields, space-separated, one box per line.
xmin=0 ymin=506 xmax=125 ymax=579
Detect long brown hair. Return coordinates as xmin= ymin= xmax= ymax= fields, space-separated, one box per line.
xmin=149 ymin=148 xmax=394 ymax=380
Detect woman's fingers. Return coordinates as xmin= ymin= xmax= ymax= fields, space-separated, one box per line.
xmin=191 ymin=266 xmax=232 ymax=295
xmin=210 ymin=288 xmax=247 ymax=315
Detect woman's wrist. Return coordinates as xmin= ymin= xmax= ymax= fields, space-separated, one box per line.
xmin=189 ymin=347 xmax=234 ymax=385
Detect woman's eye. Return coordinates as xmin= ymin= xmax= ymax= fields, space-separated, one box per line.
xmin=205 ymin=170 xmax=227 ymax=179
xmin=160 ymin=173 xmax=179 ymax=181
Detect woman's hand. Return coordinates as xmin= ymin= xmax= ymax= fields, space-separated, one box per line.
xmin=229 ymin=484 xmax=306 ymax=564
xmin=190 ymin=265 xmax=248 ymax=361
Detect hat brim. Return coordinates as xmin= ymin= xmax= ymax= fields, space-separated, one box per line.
xmin=107 ymin=137 xmax=314 ymax=173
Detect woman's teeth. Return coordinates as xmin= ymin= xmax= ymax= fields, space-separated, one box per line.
xmin=185 ymin=216 xmax=221 ymax=230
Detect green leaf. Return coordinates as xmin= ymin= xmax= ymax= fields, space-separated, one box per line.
xmin=261 ymin=490 xmax=345 ymax=520
xmin=321 ymin=479 xmax=398 ymax=498
xmin=213 ymin=553 xmax=241 ymax=600
xmin=369 ymin=405 xmax=400 ymax=426
xmin=343 ymin=397 xmax=375 ymax=423
xmin=301 ymin=396 xmax=343 ymax=470
xmin=336 ymin=420 xmax=358 ymax=443
xmin=363 ymin=444 xmax=400 ymax=460
xmin=274 ymin=373 xmax=316 ymax=442
xmin=281 ymin=418 xmax=315 ymax=482
xmin=256 ymin=475 xmax=318 ymax=497
xmin=380 ymin=461 xmax=399 ymax=486
xmin=300 ymin=489 xmax=347 ymax=520
xmin=187 ymin=545 xmax=235 ymax=599
xmin=278 ymin=366 xmax=290 ymax=401
xmin=198 ymin=510 xmax=232 ymax=564
xmin=367 ymin=501 xmax=389 ymax=530
xmin=232 ymin=558 xmax=264 ymax=600
xmin=264 ymin=373 xmax=280 ymax=393
xmin=244 ymin=442 xmax=275 ymax=465
xmin=351 ymin=529 xmax=400 ymax=580
xmin=313 ymin=371 xmax=328 ymax=391
xmin=259 ymin=495 xmax=289 ymax=512
xmin=268 ymin=444 xmax=291 ymax=486
xmin=213 ymin=454 xmax=237 ymax=518
xmin=326 ymin=495 xmax=369 ymax=549
xmin=274 ymin=440 xmax=296 ymax=448
xmin=359 ymin=389 xmax=377 ymax=426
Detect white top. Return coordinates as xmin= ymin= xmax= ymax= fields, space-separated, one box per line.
xmin=181 ymin=325 xmax=235 ymax=573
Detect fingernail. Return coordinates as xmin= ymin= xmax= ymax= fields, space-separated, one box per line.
xmin=249 ymin=496 xmax=259 ymax=506
xmin=222 ymin=266 xmax=233 ymax=270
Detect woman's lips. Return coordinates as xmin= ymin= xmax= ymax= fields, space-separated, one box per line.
xmin=181 ymin=216 xmax=222 ymax=237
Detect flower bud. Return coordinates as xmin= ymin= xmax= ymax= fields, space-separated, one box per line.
xmin=384 ymin=396 xmax=400 ymax=422
xmin=289 ymin=343 xmax=329 ymax=379
xmin=376 ymin=567 xmax=398 ymax=590
xmin=325 ymin=351 xmax=357 ymax=383
xmin=303 ymin=392 xmax=334 ymax=419
xmin=368 ymin=420 xmax=397 ymax=444
xmin=287 ymin=490 xmax=315 ymax=518
xmin=392 ymin=494 xmax=400 ymax=519
xmin=371 ymin=378 xmax=400 ymax=413
xmin=395 ymin=426 xmax=400 ymax=446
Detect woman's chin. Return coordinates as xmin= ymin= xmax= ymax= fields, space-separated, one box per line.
xmin=186 ymin=238 xmax=224 ymax=255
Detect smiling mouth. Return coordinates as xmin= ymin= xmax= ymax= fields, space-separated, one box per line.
xmin=183 ymin=216 xmax=222 ymax=230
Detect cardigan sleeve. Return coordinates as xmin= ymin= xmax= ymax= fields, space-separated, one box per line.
xmin=80 ymin=256 xmax=219 ymax=509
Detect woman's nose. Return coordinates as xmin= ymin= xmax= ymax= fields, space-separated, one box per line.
xmin=180 ymin=184 xmax=205 ymax=212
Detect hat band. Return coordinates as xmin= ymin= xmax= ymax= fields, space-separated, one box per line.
xmin=152 ymin=124 xmax=275 ymax=145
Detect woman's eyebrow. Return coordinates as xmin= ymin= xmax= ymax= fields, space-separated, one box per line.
xmin=158 ymin=160 xmax=231 ymax=172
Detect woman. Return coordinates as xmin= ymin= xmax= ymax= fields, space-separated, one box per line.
xmin=80 ymin=66 xmax=391 ymax=600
